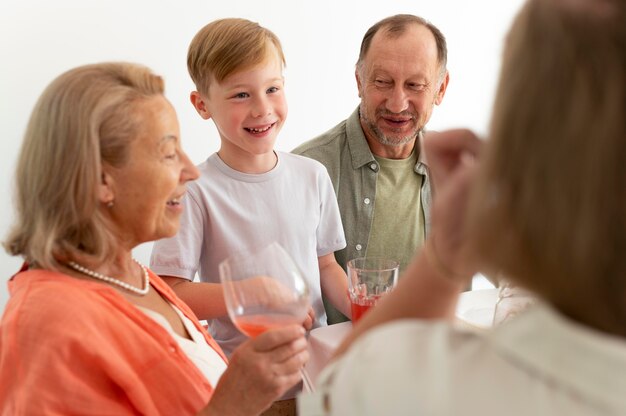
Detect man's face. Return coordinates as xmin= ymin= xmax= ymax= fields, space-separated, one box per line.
xmin=356 ymin=24 xmax=448 ymax=149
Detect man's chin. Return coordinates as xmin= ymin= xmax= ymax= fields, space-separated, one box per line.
xmin=375 ymin=133 xmax=418 ymax=146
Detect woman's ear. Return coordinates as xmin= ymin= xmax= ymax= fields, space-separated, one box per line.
xmin=98 ymin=169 xmax=115 ymax=208
xmin=190 ymin=91 xmax=211 ymax=120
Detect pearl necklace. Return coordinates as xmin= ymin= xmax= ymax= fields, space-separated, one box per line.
xmin=67 ymin=259 xmax=150 ymax=296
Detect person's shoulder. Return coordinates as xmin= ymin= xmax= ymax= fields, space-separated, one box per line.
xmin=280 ymin=152 xmax=328 ymax=175
xmin=292 ymin=118 xmax=349 ymax=156
xmin=358 ymin=320 xmax=483 ymax=352
xmin=190 ymin=154 xmax=218 ymax=182
xmin=4 ymin=271 xmax=112 ymax=337
xmin=185 ymin=153 xmax=226 ymax=196
xmin=331 ymin=322 xmax=488 ymax=384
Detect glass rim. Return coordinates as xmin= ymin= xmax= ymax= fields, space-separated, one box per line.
xmin=347 ymin=256 xmax=400 ymax=272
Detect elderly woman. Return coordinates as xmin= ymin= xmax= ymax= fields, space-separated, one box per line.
xmin=0 ymin=63 xmax=308 ymax=415
xmin=300 ymin=0 xmax=626 ymax=415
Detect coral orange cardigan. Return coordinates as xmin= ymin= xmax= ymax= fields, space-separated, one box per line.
xmin=0 ymin=264 xmax=227 ymax=415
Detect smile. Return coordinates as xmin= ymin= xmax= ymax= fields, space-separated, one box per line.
xmin=244 ymin=122 xmax=276 ymax=133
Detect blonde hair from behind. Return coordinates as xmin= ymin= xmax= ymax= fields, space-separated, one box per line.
xmin=187 ymin=18 xmax=286 ymax=96
xmin=4 ymin=62 xmax=165 ymax=271
xmin=468 ymin=0 xmax=626 ymax=336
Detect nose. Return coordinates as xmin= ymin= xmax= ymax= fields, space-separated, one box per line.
xmin=180 ymin=150 xmax=200 ymax=183
xmin=386 ymin=86 xmax=409 ymax=114
xmin=251 ymin=95 xmax=271 ymax=118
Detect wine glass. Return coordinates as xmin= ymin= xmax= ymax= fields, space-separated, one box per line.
xmin=219 ymin=242 xmax=314 ymax=390
xmin=492 ymin=280 xmax=535 ymax=326
xmin=219 ymin=242 xmax=310 ymax=336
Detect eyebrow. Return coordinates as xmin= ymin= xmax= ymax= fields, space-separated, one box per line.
xmin=226 ymin=77 xmax=285 ymax=90
xmin=160 ymin=134 xmax=178 ymax=143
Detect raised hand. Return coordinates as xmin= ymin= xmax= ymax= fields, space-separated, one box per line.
xmin=423 ymin=129 xmax=482 ymax=280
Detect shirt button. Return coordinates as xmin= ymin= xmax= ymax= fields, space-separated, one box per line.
xmin=370 ymin=163 xmax=377 ymax=171
xmin=363 ymin=198 xmax=371 ymax=205
xmin=356 ymin=244 xmax=362 ymax=251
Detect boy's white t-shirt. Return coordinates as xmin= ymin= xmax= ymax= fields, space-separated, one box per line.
xmin=150 ymin=151 xmax=346 ymax=357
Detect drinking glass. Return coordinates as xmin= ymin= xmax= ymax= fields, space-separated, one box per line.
xmin=492 ymin=281 xmax=535 ymax=326
xmin=347 ymin=257 xmax=399 ymax=322
xmin=219 ymin=242 xmax=310 ymax=337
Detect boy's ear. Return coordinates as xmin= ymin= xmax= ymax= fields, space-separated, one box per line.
xmin=190 ymin=91 xmax=211 ymax=120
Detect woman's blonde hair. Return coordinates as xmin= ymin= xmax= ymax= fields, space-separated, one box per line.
xmin=187 ymin=18 xmax=285 ymax=96
xmin=469 ymin=0 xmax=626 ymax=335
xmin=4 ymin=62 xmax=165 ymax=270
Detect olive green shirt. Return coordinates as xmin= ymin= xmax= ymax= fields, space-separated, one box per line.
xmin=369 ymin=150 xmax=425 ymax=273
xmin=293 ymin=107 xmax=432 ymax=323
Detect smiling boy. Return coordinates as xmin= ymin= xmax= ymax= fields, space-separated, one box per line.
xmin=150 ymin=18 xmax=350 ymax=369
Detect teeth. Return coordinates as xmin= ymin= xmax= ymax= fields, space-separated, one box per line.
xmin=246 ymin=124 xmax=272 ymax=133
xmin=167 ymin=197 xmax=181 ymax=205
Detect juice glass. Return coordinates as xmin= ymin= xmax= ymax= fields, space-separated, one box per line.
xmin=347 ymin=257 xmax=399 ymax=322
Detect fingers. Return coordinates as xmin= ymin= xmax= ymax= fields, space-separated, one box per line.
xmin=424 ymin=129 xmax=482 ymax=160
xmin=252 ymin=324 xmax=306 ymax=352
xmin=215 ymin=328 xmax=309 ymax=416
xmin=424 ymin=129 xmax=482 ymax=190
xmin=250 ymin=325 xmax=309 ymax=374
xmin=266 ymin=335 xmax=309 ymax=365
xmin=302 ymin=307 xmax=315 ymax=331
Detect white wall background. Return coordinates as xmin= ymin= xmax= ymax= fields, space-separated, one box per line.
xmin=0 ymin=0 xmax=525 ymax=311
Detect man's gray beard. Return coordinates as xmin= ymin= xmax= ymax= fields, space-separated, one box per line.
xmin=362 ymin=114 xmax=421 ymax=146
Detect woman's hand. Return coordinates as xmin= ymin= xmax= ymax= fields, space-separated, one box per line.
xmin=332 ymin=130 xmax=483 ymax=358
xmin=200 ymin=325 xmax=308 ymax=416
xmin=424 ymin=129 xmax=482 ymax=280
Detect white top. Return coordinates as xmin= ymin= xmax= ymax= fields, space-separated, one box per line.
xmin=138 ymin=305 xmax=227 ymax=387
xmin=299 ymin=303 xmax=626 ymax=416
xmin=150 ymin=151 xmax=346 ymax=357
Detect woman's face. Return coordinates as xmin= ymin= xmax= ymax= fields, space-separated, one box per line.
xmin=105 ymin=95 xmax=199 ymax=247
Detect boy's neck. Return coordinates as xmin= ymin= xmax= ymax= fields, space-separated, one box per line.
xmin=217 ymin=149 xmax=278 ymax=174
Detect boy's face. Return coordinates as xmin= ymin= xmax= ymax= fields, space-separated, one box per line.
xmin=192 ymin=49 xmax=287 ymax=171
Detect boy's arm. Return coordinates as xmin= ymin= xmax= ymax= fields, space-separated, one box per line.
xmin=161 ymin=276 xmax=228 ymax=320
xmin=317 ymin=253 xmax=351 ymax=318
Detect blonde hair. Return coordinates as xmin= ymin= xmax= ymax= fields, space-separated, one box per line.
xmin=4 ymin=62 xmax=165 ymax=270
xmin=469 ymin=0 xmax=626 ymax=335
xmin=187 ymin=18 xmax=285 ymax=96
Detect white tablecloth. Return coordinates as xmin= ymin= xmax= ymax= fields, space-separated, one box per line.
xmin=303 ymin=288 xmax=499 ymax=390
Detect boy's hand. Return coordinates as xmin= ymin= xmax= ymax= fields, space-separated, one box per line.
xmin=302 ymin=306 xmax=315 ymax=331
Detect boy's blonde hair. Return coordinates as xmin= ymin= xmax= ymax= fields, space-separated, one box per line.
xmin=469 ymin=0 xmax=626 ymax=335
xmin=4 ymin=62 xmax=165 ymax=270
xmin=187 ymin=18 xmax=286 ymax=96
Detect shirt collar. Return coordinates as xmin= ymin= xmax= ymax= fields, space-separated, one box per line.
xmin=346 ymin=106 xmax=375 ymax=170
xmin=346 ymin=106 xmax=428 ymax=174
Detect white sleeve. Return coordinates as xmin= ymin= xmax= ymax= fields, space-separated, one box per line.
xmin=149 ymin=188 xmax=206 ymax=281
xmin=315 ymin=167 xmax=346 ymax=257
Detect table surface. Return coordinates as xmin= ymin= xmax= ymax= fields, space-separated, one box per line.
xmin=303 ymin=288 xmax=499 ymax=390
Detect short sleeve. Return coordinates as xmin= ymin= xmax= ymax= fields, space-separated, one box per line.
xmin=315 ymin=167 xmax=346 ymax=257
xmin=150 ymin=188 xmax=206 ymax=280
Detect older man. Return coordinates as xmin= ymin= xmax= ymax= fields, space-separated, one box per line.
xmin=293 ymin=14 xmax=449 ymax=323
